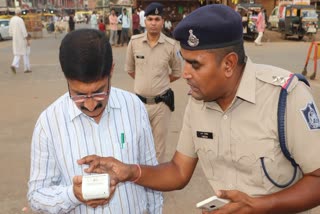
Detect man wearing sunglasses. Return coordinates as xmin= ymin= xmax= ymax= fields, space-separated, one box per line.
xmin=27 ymin=29 xmax=162 ymax=213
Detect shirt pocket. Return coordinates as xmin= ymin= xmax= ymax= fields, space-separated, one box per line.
xmin=194 ymin=134 xmax=219 ymax=180
xmin=134 ymin=53 xmax=145 ymax=68
xmin=235 ymin=139 xmax=275 ymax=190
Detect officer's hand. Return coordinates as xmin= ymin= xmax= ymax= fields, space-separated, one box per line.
xmin=73 ymin=175 xmax=115 ymax=208
xmin=78 ymin=155 xmax=136 ymax=184
xmin=201 ymin=190 xmax=267 ymax=214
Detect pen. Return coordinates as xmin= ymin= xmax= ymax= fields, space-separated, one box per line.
xmin=121 ymin=133 xmax=125 ymax=149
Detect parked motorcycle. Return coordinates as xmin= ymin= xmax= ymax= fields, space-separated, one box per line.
xmin=46 ymin=22 xmax=55 ymax=33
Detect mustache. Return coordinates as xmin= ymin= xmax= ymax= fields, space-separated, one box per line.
xmin=80 ymin=102 xmax=103 ymax=112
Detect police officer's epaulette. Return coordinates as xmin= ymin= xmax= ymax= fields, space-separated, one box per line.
xmin=163 ymin=36 xmax=177 ymax=46
xmin=255 ymin=64 xmax=299 ymax=93
xmin=130 ymin=34 xmax=145 ymax=40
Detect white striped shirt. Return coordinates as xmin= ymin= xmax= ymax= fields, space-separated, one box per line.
xmin=28 ymin=87 xmax=163 ymax=214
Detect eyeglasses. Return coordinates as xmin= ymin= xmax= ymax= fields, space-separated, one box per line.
xmin=70 ymin=91 xmax=109 ymax=103
xmin=68 ymin=79 xmax=110 ymax=103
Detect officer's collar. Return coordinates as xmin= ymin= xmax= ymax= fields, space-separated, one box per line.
xmin=235 ymin=57 xmax=256 ymax=104
xmin=142 ymin=32 xmax=165 ymax=44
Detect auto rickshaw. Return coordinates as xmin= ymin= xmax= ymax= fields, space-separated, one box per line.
xmin=0 ymin=15 xmax=12 ymax=20
xmin=236 ymin=3 xmax=263 ymax=40
xmin=279 ymin=4 xmax=318 ymax=40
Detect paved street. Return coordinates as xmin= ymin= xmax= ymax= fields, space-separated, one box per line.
xmin=1 ymin=24 xmax=320 ymax=213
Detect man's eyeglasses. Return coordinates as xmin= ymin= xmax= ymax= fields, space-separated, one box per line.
xmin=68 ymin=79 xmax=110 ymax=103
xmin=70 ymin=91 xmax=109 ymax=103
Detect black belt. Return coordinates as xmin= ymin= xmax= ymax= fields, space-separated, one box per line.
xmin=136 ymin=90 xmax=168 ymax=104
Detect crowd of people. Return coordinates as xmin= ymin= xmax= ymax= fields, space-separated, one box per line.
xmin=6 ymin=2 xmax=320 ymax=214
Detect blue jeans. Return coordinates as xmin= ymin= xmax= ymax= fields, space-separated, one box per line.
xmin=120 ymin=28 xmax=129 ymax=45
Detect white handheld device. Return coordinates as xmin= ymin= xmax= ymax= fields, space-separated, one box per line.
xmin=82 ymin=174 xmax=110 ymax=200
xmin=196 ymin=196 xmax=230 ymax=211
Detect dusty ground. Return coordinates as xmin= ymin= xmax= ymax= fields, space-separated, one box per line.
xmin=244 ymin=29 xmax=320 ymax=43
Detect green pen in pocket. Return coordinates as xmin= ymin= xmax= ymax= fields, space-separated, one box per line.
xmin=121 ymin=133 xmax=125 ymax=149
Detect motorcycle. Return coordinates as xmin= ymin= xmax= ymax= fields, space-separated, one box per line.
xmin=46 ymin=22 xmax=55 ymax=33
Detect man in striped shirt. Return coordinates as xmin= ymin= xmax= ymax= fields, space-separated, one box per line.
xmin=27 ymin=29 xmax=163 ymax=214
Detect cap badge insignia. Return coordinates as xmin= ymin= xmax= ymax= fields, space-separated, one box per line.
xmin=187 ymin=30 xmax=199 ymax=47
xmin=155 ymin=8 xmax=159 ymax=14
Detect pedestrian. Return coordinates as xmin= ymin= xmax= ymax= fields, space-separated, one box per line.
xmin=8 ymin=7 xmax=29 ymax=74
xmin=132 ymin=8 xmax=140 ymax=35
xmin=163 ymin=16 xmax=172 ymax=37
xmin=125 ymin=2 xmax=182 ymax=163
xmin=24 ymin=33 xmax=31 ymax=73
xmin=98 ymin=19 xmax=105 ymax=32
xmin=108 ymin=9 xmax=118 ymax=46
xmin=79 ymin=5 xmax=320 ymax=214
xmin=90 ymin=11 xmax=98 ymax=29
xmin=68 ymin=14 xmax=75 ymax=32
xmin=27 ymin=29 xmax=163 ymax=214
xmin=117 ymin=8 xmax=130 ymax=46
xmin=254 ymin=7 xmax=266 ymax=46
xmin=138 ymin=5 xmax=145 ymax=33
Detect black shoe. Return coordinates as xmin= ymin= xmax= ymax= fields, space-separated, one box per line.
xmin=24 ymin=70 xmax=32 ymax=73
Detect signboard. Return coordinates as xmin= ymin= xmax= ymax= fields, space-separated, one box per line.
xmin=110 ymin=0 xmax=133 ymax=5
xmin=293 ymin=0 xmax=310 ymax=5
xmin=0 ymin=0 xmax=6 ymax=7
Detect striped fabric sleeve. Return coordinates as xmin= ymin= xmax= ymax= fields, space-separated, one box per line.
xmin=138 ymin=102 xmax=163 ymax=214
xmin=27 ymin=117 xmax=81 ymax=214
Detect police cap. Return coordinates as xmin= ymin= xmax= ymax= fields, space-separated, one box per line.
xmin=144 ymin=2 xmax=164 ymax=17
xmin=173 ymin=4 xmax=243 ymax=50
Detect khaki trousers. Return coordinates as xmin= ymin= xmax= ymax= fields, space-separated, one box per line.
xmin=145 ymin=102 xmax=171 ymax=163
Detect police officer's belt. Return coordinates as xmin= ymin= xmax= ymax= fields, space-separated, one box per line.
xmin=136 ymin=90 xmax=169 ymax=104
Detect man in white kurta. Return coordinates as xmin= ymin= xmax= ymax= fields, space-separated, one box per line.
xmin=9 ymin=8 xmax=29 ymax=74
xmin=90 ymin=11 xmax=98 ymax=29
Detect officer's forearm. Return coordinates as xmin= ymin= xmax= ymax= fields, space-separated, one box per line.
xmin=134 ymin=152 xmax=198 ymax=191
xmin=259 ymin=168 xmax=320 ymax=213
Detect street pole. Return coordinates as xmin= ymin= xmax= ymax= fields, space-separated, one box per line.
xmin=103 ymin=0 xmax=105 ymax=23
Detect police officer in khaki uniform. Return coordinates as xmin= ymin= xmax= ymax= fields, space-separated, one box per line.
xmin=79 ymin=5 xmax=320 ymax=213
xmin=125 ymin=2 xmax=182 ymax=163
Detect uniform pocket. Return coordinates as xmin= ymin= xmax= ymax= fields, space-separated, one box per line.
xmin=194 ymin=134 xmax=219 ymax=180
xmin=235 ymin=139 xmax=275 ymax=189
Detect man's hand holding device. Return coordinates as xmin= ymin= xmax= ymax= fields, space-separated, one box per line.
xmin=73 ymin=174 xmax=112 ymax=208
xmin=196 ymin=196 xmax=230 ymax=212
xmin=82 ymin=174 xmax=110 ymax=200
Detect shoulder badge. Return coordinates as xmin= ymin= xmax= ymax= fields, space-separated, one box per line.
xmin=272 ymin=76 xmax=290 ymax=85
xmin=187 ymin=29 xmax=199 ymax=47
xmin=301 ymin=102 xmax=320 ymax=130
xmin=255 ymin=65 xmax=297 ymax=92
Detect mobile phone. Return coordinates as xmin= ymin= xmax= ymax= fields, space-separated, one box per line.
xmin=196 ymin=196 xmax=230 ymax=211
xmin=82 ymin=174 xmax=110 ymax=200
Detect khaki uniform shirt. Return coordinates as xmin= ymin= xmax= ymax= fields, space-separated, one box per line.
xmin=125 ymin=32 xmax=182 ymax=97
xmin=177 ymin=58 xmax=320 ymax=214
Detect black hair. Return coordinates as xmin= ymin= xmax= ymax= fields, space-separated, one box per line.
xmin=59 ymin=29 xmax=113 ymax=83
xmin=207 ymin=42 xmax=246 ymax=66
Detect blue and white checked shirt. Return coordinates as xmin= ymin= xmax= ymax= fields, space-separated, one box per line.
xmin=28 ymin=87 xmax=163 ymax=214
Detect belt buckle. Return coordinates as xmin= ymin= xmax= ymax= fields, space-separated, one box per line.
xmin=146 ymin=97 xmax=156 ymax=104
